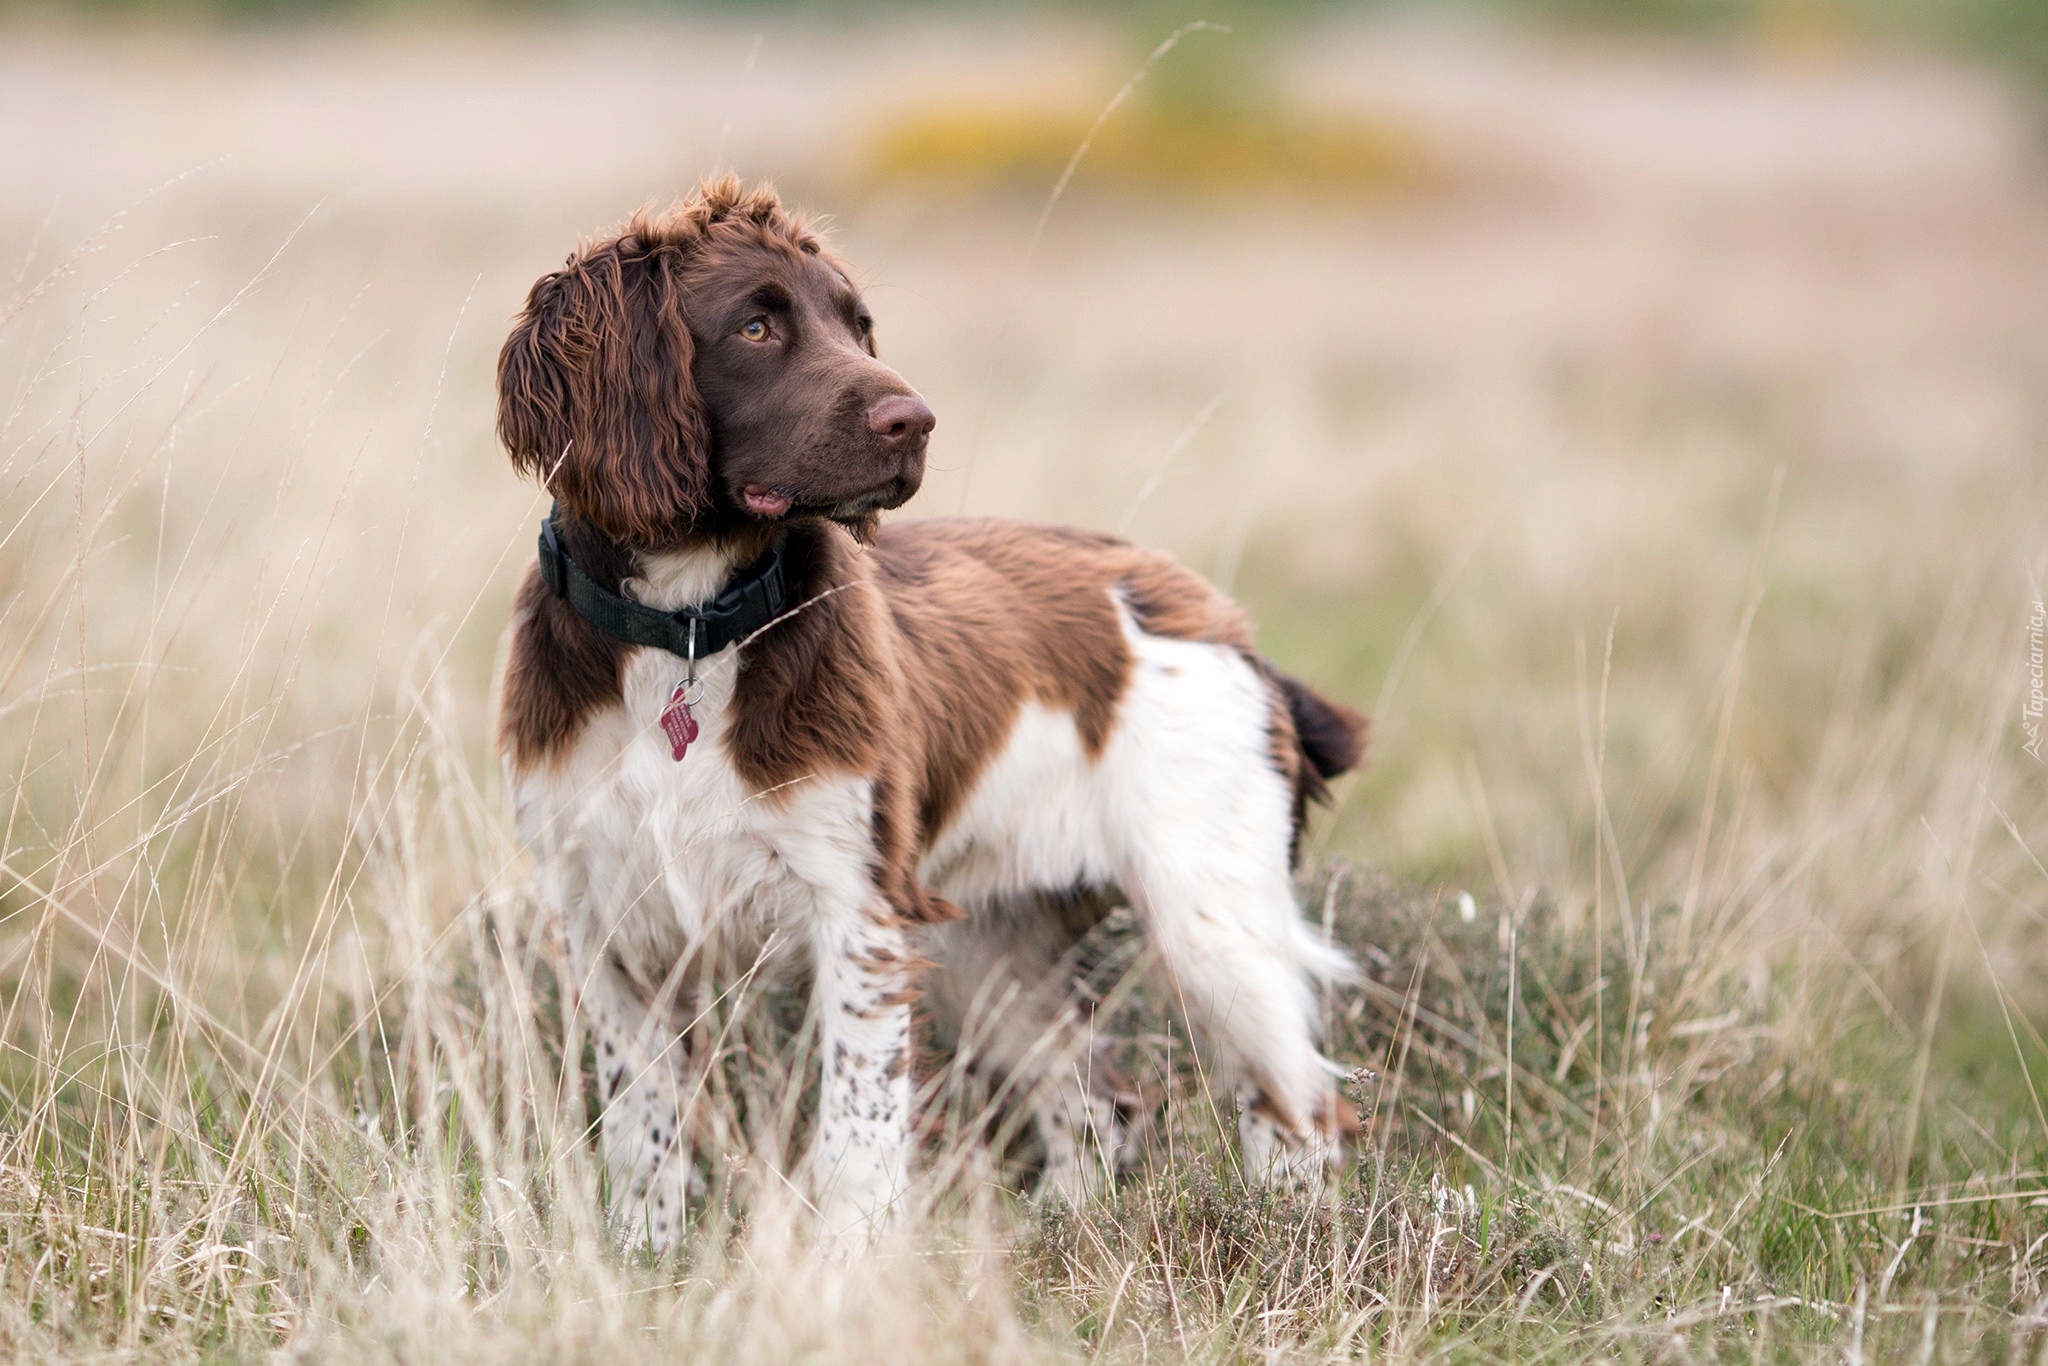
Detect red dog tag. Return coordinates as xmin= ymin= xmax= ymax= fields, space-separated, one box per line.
xmin=659 ymin=682 xmax=699 ymax=762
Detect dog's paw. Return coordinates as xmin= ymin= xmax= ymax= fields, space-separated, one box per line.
xmin=1237 ymin=1089 xmax=1351 ymax=1189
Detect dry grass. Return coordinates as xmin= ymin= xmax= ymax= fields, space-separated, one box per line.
xmin=3 ymin=13 xmax=2048 ymax=1362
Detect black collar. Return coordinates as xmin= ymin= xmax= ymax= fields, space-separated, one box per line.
xmin=537 ymin=508 xmax=790 ymax=661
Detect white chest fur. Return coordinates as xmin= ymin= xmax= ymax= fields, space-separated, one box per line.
xmin=511 ymin=547 xmax=878 ymax=987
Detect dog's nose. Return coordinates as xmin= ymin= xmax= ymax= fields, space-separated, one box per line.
xmin=868 ymin=394 xmax=935 ymax=448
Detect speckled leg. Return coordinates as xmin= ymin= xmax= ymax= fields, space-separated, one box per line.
xmin=807 ymin=904 xmax=917 ymax=1243
xmin=574 ymin=946 xmax=699 ymax=1252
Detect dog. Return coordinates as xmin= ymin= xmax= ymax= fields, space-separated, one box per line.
xmin=496 ymin=178 xmax=1366 ymax=1247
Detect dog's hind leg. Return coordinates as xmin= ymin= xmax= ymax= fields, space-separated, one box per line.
xmin=1108 ymin=630 xmax=1357 ymax=1185
xmin=1126 ymin=853 xmax=1355 ymax=1183
xmin=924 ymin=891 xmax=1147 ymax=1204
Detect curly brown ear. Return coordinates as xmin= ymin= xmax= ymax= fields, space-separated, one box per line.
xmin=497 ymin=241 xmax=709 ymax=546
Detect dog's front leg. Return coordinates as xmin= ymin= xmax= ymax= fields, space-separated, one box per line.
xmin=806 ymin=902 xmax=917 ymax=1243
xmin=568 ymin=938 xmax=698 ymax=1253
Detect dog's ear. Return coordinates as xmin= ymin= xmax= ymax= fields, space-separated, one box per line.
xmin=497 ymin=242 xmax=710 ymax=546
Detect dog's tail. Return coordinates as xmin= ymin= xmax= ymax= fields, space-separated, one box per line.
xmin=1270 ymin=668 xmax=1369 ymax=808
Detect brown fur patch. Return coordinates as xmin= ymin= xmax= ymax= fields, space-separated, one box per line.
xmin=500 ymin=515 xmax=634 ymax=769
xmin=498 ymin=231 xmax=712 ymax=547
xmin=869 ymin=519 xmax=1138 ymax=841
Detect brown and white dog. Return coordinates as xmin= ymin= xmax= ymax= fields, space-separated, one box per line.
xmin=497 ymin=178 xmax=1366 ymax=1247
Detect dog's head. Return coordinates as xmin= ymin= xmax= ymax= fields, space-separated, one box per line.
xmin=498 ymin=178 xmax=932 ymax=547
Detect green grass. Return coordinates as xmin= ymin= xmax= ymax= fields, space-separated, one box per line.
xmin=1007 ymin=871 xmax=2048 ymax=1359
xmin=10 ymin=839 xmax=2043 ymax=1359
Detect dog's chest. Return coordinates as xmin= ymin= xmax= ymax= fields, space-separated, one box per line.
xmin=513 ymin=645 xmax=877 ymax=973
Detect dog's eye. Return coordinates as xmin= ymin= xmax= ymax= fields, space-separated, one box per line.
xmin=739 ymin=318 xmax=771 ymax=343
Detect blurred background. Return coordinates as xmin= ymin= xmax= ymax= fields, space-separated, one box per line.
xmin=4 ymin=0 xmax=2044 ymax=871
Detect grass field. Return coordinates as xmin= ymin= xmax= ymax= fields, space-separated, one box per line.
xmin=3 ymin=12 xmax=2047 ymax=1361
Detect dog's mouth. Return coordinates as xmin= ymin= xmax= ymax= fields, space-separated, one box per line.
xmin=741 ymin=486 xmax=793 ymax=518
xmin=741 ymin=479 xmax=917 ymax=524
